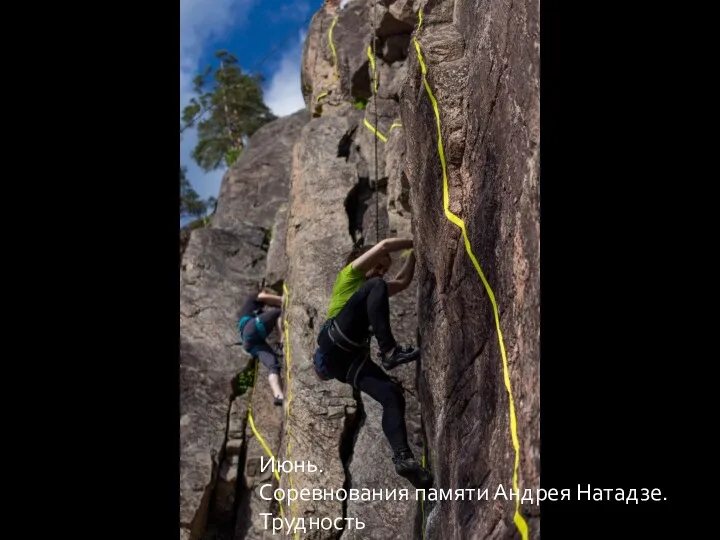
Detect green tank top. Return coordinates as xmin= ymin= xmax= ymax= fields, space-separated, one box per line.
xmin=326 ymin=263 xmax=366 ymax=319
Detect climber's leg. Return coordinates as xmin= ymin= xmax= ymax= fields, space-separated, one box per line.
xmin=332 ymin=277 xmax=420 ymax=370
xmin=352 ymin=358 xmax=433 ymax=489
xmin=354 ymin=358 xmax=408 ymax=452
xmin=258 ymin=308 xmax=282 ymax=339
xmin=259 ymin=307 xmax=285 ymax=354
xmin=255 ymin=342 xmax=284 ymax=406
xmin=268 ymin=373 xmax=283 ymax=406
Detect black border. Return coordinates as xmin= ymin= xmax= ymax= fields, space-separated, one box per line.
xmin=540 ymin=3 xmax=692 ymax=537
xmin=92 ymin=2 xmax=696 ymax=537
xmin=75 ymin=1 xmax=181 ymax=528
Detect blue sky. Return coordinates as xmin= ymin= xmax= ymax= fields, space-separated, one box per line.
xmin=180 ymin=0 xmax=319 ymax=215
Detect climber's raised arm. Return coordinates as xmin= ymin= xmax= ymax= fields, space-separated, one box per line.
xmin=387 ymin=250 xmax=416 ymax=297
xmin=351 ymin=237 xmax=414 ymax=274
xmin=258 ymin=291 xmax=283 ymax=307
xmin=277 ymin=290 xmax=286 ymax=343
xmin=310 ymin=236 xmax=432 ymax=490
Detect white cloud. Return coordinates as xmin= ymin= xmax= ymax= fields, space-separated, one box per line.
xmin=264 ymin=29 xmax=308 ymax=118
xmin=179 ymin=0 xmax=256 ymax=203
xmin=180 ymin=0 xmax=310 ymax=209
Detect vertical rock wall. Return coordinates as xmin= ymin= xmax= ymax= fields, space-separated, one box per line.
xmin=401 ymin=0 xmax=540 ymax=538
xmin=180 ymin=226 xmax=265 ymax=540
xmin=180 ymin=0 xmax=540 ymax=538
xmin=180 ymin=110 xmax=309 ymax=540
xmin=280 ymin=1 xmax=426 ymax=538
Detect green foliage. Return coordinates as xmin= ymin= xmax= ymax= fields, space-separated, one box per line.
xmin=224 ymin=146 xmax=241 ymax=167
xmin=181 ymin=50 xmax=277 ymax=172
xmin=180 ymin=165 xmax=216 ymax=221
xmin=353 ymin=98 xmax=367 ymax=110
xmin=231 ymin=359 xmax=257 ymax=398
xmin=180 ymin=165 xmax=206 ymax=219
xmin=185 ymin=217 xmax=207 ymax=231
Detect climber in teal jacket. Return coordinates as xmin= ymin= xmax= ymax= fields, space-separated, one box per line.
xmin=312 ymin=237 xmax=433 ymax=490
xmin=237 ymin=286 xmax=285 ymax=406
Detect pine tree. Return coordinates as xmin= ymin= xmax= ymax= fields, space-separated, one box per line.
xmin=180 ymin=165 xmax=209 ymax=220
xmin=181 ymin=50 xmax=276 ymax=172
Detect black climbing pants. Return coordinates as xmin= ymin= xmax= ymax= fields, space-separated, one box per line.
xmin=332 ymin=276 xmax=397 ymax=354
xmin=353 ymin=357 xmax=409 ymax=456
xmin=242 ymin=308 xmax=282 ymax=375
xmin=316 ymin=278 xmax=409 ymax=455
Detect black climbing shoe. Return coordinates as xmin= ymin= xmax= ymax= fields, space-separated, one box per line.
xmin=393 ymin=451 xmax=433 ymax=489
xmin=380 ymin=345 xmax=420 ymax=370
xmin=274 ymin=396 xmax=284 ymax=406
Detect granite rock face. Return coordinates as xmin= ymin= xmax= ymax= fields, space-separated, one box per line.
xmin=279 ymin=1 xmax=427 ymax=538
xmin=278 ymin=114 xmax=364 ymax=535
xmin=212 ymin=109 xmax=310 ymax=234
xmin=401 ymin=0 xmax=540 ymax=537
xmin=279 ymin=110 xmax=423 ymax=538
xmin=181 ymin=0 xmax=540 ymax=538
xmin=180 ymin=109 xmax=310 ymax=540
xmin=265 ymin=202 xmax=290 ymax=290
xmin=180 ymin=226 xmax=265 ymax=540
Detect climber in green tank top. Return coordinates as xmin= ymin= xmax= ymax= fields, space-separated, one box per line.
xmin=326 ymin=262 xmax=367 ymax=319
xmin=311 ymin=237 xmax=433 ymax=491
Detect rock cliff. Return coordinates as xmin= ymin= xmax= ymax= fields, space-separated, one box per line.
xmin=180 ymin=109 xmax=310 ymax=540
xmin=180 ymin=1 xmax=539 ymax=539
xmin=402 ymin=0 xmax=540 ymax=538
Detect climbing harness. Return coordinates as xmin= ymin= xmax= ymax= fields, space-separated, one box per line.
xmin=238 ymin=314 xmax=269 ymax=356
xmin=327 ymin=318 xmax=368 ymax=352
xmin=313 ymin=343 xmax=370 ymax=388
xmin=314 ymin=318 xmax=371 ymax=387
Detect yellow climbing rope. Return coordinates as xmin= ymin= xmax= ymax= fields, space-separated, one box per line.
xmin=367 ymin=44 xmax=378 ymax=93
xmin=363 ymin=14 xmax=403 ymax=145
xmin=245 ymin=357 xmax=286 ymax=521
xmin=281 ymin=283 xmax=298 ymax=539
xmin=363 ymin=18 xmax=387 ymax=145
xmin=316 ymin=15 xmax=340 ymax=103
xmin=412 ymin=8 xmax=529 ymax=540
xmin=363 ymin=117 xmax=388 ymax=142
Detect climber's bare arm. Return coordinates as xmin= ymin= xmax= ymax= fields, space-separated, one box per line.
xmin=276 ymin=315 xmax=284 ymax=343
xmin=387 ymin=250 xmax=416 ymax=297
xmin=276 ymin=291 xmax=287 ymax=343
xmin=257 ymin=292 xmax=283 ymax=307
xmin=351 ymin=237 xmax=414 ymax=273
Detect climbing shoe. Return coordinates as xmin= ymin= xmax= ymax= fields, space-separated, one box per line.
xmin=274 ymin=396 xmax=284 ymax=406
xmin=393 ymin=451 xmax=433 ymax=489
xmin=380 ymin=345 xmax=420 ymax=370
